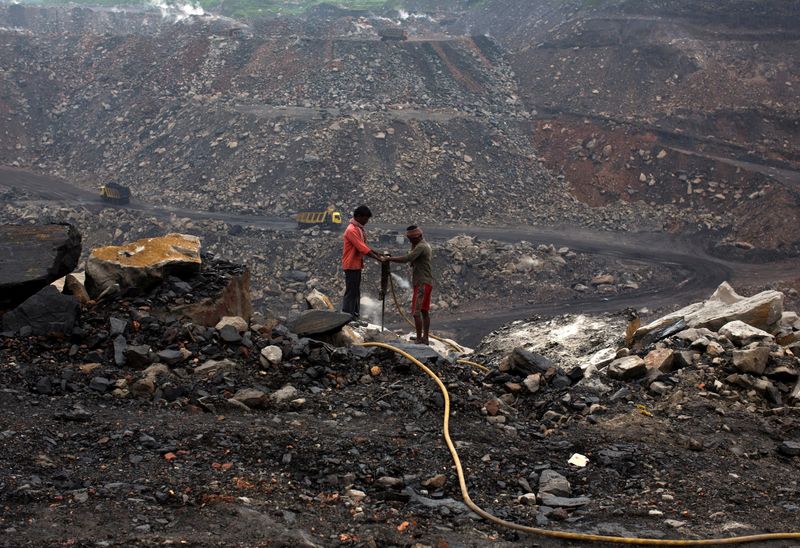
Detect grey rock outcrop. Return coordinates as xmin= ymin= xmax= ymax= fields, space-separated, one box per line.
xmin=634 ymin=282 xmax=783 ymax=343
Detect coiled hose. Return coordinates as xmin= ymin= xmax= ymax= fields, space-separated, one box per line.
xmin=358 ymin=341 xmax=800 ymax=545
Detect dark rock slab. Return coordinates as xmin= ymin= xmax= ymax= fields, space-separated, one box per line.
xmin=509 ymin=347 xmax=552 ymax=374
xmin=125 ymin=345 xmax=154 ymax=368
xmin=289 ymin=310 xmax=352 ymax=338
xmin=2 ymin=285 xmax=79 ymax=335
xmin=778 ymin=441 xmax=800 ymax=457
xmin=0 ymin=223 xmax=81 ymax=310
xmin=539 ymin=493 xmax=591 ymax=508
xmin=385 ymin=342 xmax=442 ymax=362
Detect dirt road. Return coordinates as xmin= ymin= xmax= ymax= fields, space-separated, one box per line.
xmin=3 ymin=165 xmax=797 ymax=345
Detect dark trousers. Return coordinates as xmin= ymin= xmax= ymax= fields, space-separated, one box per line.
xmin=342 ymin=269 xmax=362 ymax=317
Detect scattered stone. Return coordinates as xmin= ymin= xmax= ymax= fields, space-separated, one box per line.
xmin=539 ymin=493 xmax=590 ymax=508
xmin=732 ymin=347 xmax=771 ymax=375
xmin=523 ymin=373 xmax=541 ymax=393
xmin=538 ymin=470 xmax=571 ymax=497
xmin=157 ymin=349 xmax=187 ymax=365
xmin=219 ymin=324 xmax=242 ymax=343
xmin=607 ymin=356 xmax=646 ymax=380
xmin=125 ymin=345 xmax=153 ymax=369
xmin=215 ymin=316 xmax=248 ymax=333
xmin=109 ymin=317 xmax=127 ymax=336
xmin=377 ymin=476 xmax=404 ymax=488
xmin=194 ymin=358 xmax=236 ymax=377
xmin=777 ymin=441 xmax=800 ymax=457
xmin=422 ymin=474 xmax=446 ymax=489
xmin=644 ymin=348 xmax=674 ymax=372
xmin=306 ymin=289 xmax=333 ymax=310
xmin=232 ymin=388 xmax=268 ymax=409
xmin=591 ymin=274 xmax=615 ymax=286
xmin=260 ymin=345 xmax=283 ymax=367
xmin=271 ymin=385 xmax=298 ymax=403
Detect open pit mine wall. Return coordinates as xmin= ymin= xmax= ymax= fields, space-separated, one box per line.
xmin=0 ymin=3 xmax=581 ymax=229
xmin=446 ymin=0 xmax=800 ymax=254
xmin=1 ymin=2 xmax=799 ymax=253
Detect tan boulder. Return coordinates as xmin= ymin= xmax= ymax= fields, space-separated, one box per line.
xmin=85 ymin=233 xmax=201 ymax=298
xmin=719 ymin=320 xmax=774 ymax=347
xmin=732 ymin=347 xmax=771 ymax=375
xmin=306 ymin=289 xmax=334 ymax=310
xmin=644 ymin=348 xmax=674 ymax=373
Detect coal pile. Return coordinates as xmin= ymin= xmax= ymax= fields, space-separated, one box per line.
xmin=1 ymin=230 xmax=800 ymax=545
xmin=0 ymin=3 xmax=676 ymax=234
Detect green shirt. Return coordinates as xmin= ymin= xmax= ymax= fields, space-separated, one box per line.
xmin=397 ymin=241 xmax=433 ymax=287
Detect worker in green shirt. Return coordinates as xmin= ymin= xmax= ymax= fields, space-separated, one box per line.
xmin=386 ymin=225 xmax=433 ymax=345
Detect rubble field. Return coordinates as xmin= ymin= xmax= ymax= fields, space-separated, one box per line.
xmin=1 ymin=229 xmax=800 ymax=547
xmin=1 ymin=0 xmax=800 ymax=545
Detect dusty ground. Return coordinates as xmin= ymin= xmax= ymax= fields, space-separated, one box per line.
xmin=2 ymin=318 xmax=800 ymax=547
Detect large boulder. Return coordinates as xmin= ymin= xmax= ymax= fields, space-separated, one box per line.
xmin=2 ymin=285 xmax=79 ymax=335
xmin=634 ymin=282 xmax=783 ymax=343
xmin=85 ymin=233 xmax=201 ymax=298
xmin=0 ymin=223 xmax=81 ymax=310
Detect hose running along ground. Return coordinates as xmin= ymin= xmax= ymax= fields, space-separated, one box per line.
xmin=357 ymin=341 xmax=800 ymax=545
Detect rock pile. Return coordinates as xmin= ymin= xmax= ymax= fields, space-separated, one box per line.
xmin=2 ymin=226 xmax=800 ymax=544
xmin=606 ymin=282 xmax=800 ymax=406
xmin=0 ymin=3 xmax=677 ymax=234
xmin=480 ymin=282 xmax=800 ymax=411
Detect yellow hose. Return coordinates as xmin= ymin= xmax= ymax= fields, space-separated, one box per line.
xmin=358 ymin=341 xmax=800 ymax=545
xmin=387 ymin=274 xmax=489 ymax=373
xmin=456 ymin=358 xmax=490 ymax=373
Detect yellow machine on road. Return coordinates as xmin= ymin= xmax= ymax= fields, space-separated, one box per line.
xmin=100 ymin=182 xmax=131 ymax=205
xmin=295 ymin=206 xmax=343 ymax=230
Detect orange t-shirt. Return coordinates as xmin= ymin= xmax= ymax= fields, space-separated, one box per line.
xmin=342 ymin=220 xmax=372 ymax=270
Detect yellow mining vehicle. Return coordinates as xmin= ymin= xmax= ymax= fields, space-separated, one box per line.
xmin=100 ymin=182 xmax=131 ymax=205
xmin=295 ymin=206 xmax=343 ymax=230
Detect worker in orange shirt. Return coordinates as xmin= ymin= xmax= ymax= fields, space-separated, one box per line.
xmin=342 ymin=205 xmax=382 ymax=318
